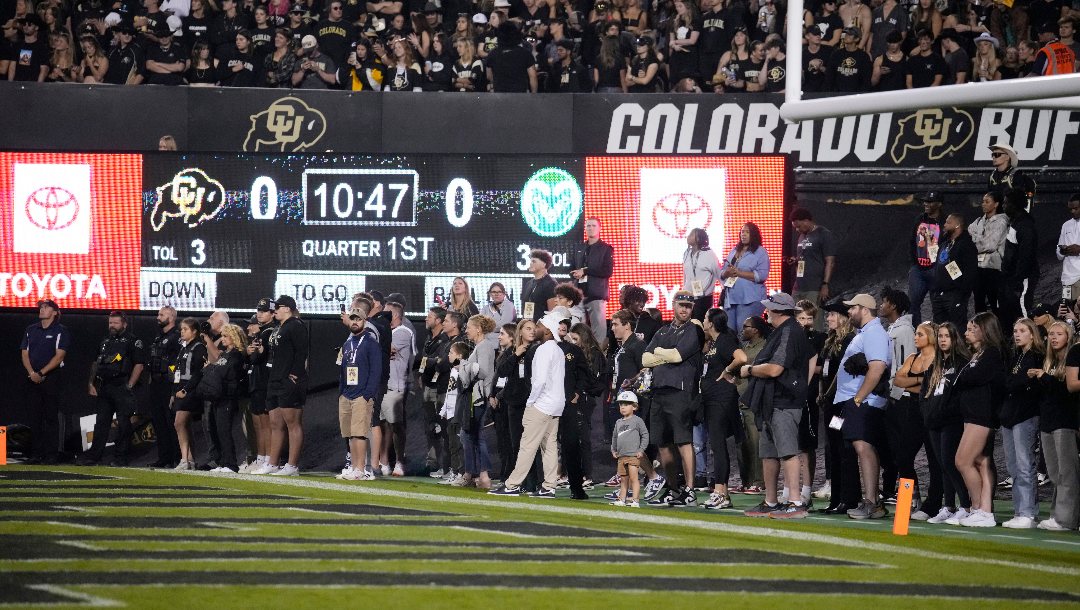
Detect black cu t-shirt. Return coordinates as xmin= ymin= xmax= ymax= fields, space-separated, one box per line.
xmin=145 ymin=42 xmax=187 ymax=85
xmin=268 ymin=316 xmax=309 ymax=388
xmin=906 ymin=52 xmax=946 ymax=88
xmin=701 ymin=332 xmax=740 ymax=395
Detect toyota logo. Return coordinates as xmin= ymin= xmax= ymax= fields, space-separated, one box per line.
xmin=651 ymin=193 xmax=711 ymax=239
xmin=24 ymin=186 xmax=80 ymax=231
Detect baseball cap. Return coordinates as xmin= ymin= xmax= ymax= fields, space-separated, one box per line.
xmin=616 ymin=390 xmax=639 ymax=405
xmin=386 ymin=292 xmax=407 ymax=307
xmin=424 ymin=1 xmax=440 ymax=12
xmin=348 ymin=305 xmax=369 ymax=320
xmin=1031 ymin=303 xmax=1053 ymax=319
xmin=472 ymin=13 xmax=487 ymax=23
xmin=494 ymin=0 xmax=511 ymax=7
xmin=918 ymin=191 xmax=943 ymax=203
xmin=247 ymin=314 xmax=260 ymax=325
xmin=762 ymin=292 xmax=797 ymax=311
xmin=36 ymin=299 xmax=60 ymax=312
xmin=19 ymin=14 xmax=44 ymax=28
xmin=301 ymin=34 xmax=317 ymax=49
xmin=274 ymin=294 xmax=298 ymax=310
xmin=843 ymin=293 xmax=877 ymax=309
xmin=368 ymin=289 xmax=386 ymax=305
xmin=290 ymin=3 xmax=305 ymax=13
xmin=256 ymin=297 xmax=275 ymax=312
xmin=673 ymin=290 xmax=695 ymax=305
xmin=634 ymin=35 xmax=652 ymax=46
xmin=1038 ymin=21 xmax=1058 ymax=34
xmin=841 ymin=26 xmax=861 ymax=38
xmin=822 ymin=299 xmax=849 ymax=316
xmin=556 ymin=38 xmax=574 ymax=50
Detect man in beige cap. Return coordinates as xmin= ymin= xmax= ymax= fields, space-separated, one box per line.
xmin=335 ymin=302 xmax=383 ymax=481
xmin=988 ymin=142 xmax=1036 ymax=211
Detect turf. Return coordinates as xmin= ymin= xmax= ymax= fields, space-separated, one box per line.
xmin=1 ymin=466 xmax=1078 ymax=609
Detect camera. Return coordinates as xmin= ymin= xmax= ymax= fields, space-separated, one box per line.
xmin=594 ymin=0 xmax=608 ymax=11
xmin=199 ymin=320 xmax=213 ymax=336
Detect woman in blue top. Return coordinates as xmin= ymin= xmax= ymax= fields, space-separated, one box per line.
xmin=720 ymin=222 xmax=770 ymax=331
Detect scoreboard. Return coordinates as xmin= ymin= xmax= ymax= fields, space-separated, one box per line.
xmin=0 ymin=152 xmax=789 ymax=317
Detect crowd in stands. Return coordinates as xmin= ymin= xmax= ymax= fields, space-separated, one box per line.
xmin=19 ymin=178 xmax=1080 ymax=531
xmin=1 ymin=0 xmax=1076 ymax=91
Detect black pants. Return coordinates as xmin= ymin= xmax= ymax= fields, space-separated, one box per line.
xmin=824 ymin=399 xmax=860 ymax=504
xmin=492 ymin=402 xmax=513 ymax=481
xmin=148 ymin=379 xmax=180 ymax=465
xmin=201 ymin=399 xmax=220 ymax=465
xmin=884 ymin=395 xmax=925 ymax=497
xmin=920 ymin=425 xmax=946 ymax=515
xmin=578 ymin=396 xmax=595 ymax=480
xmin=974 ymin=267 xmax=1000 ymax=314
xmin=423 ymin=391 xmax=446 ymax=470
xmin=702 ymin=384 xmax=738 ymax=486
xmin=931 ymin=290 xmax=970 ymax=332
xmin=559 ymin=403 xmax=587 ymax=494
xmin=85 ymin=382 xmax=137 ymax=463
xmin=212 ymin=397 xmax=238 ymax=470
xmin=998 ymin=276 xmax=1036 ymax=332
xmin=26 ymin=374 xmax=62 ymax=460
xmin=928 ymin=421 xmax=970 ymax=509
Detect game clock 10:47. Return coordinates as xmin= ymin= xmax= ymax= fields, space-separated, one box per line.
xmin=140 ymin=154 xmax=586 ymax=315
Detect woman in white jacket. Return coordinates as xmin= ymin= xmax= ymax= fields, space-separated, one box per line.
xmin=968 ymin=191 xmax=1008 ymax=316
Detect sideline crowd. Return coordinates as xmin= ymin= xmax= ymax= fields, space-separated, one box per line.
xmin=17 ymin=173 xmax=1080 ymax=532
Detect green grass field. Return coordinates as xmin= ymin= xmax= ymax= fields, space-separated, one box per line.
xmin=1 ymin=465 xmax=1078 ymax=608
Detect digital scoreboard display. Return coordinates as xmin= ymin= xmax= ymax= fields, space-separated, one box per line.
xmin=0 ymin=152 xmax=788 ymax=317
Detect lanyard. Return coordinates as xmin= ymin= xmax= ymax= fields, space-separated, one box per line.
xmin=344 ymin=334 xmax=365 ymax=365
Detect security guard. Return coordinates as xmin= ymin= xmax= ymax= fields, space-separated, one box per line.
xmin=78 ymin=311 xmax=147 ymax=466
xmin=20 ymin=299 xmax=70 ymax=464
xmin=148 ymin=306 xmax=182 ymax=468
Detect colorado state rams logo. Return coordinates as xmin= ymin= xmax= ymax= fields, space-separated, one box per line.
xmin=244 ymin=96 xmax=327 ymax=152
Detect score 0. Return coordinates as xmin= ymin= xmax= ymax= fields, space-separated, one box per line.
xmin=251 ymin=176 xmax=278 ymax=220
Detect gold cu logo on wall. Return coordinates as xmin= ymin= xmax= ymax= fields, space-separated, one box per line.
xmin=243 ymin=96 xmax=328 ymax=152
xmin=150 ymin=168 xmax=227 ymax=231
xmin=890 ymin=107 xmax=974 ymax=164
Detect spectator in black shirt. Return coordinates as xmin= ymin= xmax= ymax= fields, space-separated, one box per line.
xmin=802 ymin=26 xmax=832 ymax=92
xmin=104 ymin=23 xmax=144 ymax=84
xmin=8 ymin=14 xmax=50 ymax=81
xmin=871 ymin=30 xmax=906 ymax=90
xmin=255 ymin=295 xmax=310 ymax=476
xmin=182 ymin=0 xmax=215 ymax=42
xmin=827 ymin=26 xmax=872 ymax=92
xmin=217 ymin=28 xmax=258 ymax=85
xmin=815 ymin=0 xmax=843 ymax=47
xmin=487 ymin=21 xmax=537 ymax=91
xmin=906 ymin=28 xmax=946 ymax=87
xmin=186 ymin=39 xmax=218 ymax=85
xmin=316 ymin=0 xmax=356 ymax=65
xmin=136 ymin=0 xmax=169 ymax=47
xmin=698 ymin=0 xmax=733 ymax=90
xmin=250 ymin=6 xmax=276 ymax=61
xmin=593 ymin=33 xmax=625 ymax=91
xmin=547 ymin=37 xmax=592 ymax=91
xmin=144 ymin=22 xmax=187 ymax=85
xmin=522 ymin=248 xmax=557 ymax=321
xmin=286 ymin=4 xmax=315 ymax=44
xmin=380 ymin=35 xmax=424 ymax=90
xmin=209 ymin=0 xmax=250 ymax=51
xmin=626 ymin=35 xmax=660 ymax=92
xmin=940 ymin=29 xmax=969 ymax=84
xmin=757 ymin=37 xmax=785 ymax=92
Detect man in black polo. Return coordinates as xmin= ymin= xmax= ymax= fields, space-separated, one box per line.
xmin=20 ymin=299 xmax=70 ymax=464
xmin=930 ymin=213 xmax=978 ymax=331
xmin=147 ymin=306 xmax=182 ymax=468
xmin=642 ymin=291 xmax=704 ymax=507
xmin=78 ymin=311 xmax=147 ymax=467
xmin=741 ymin=292 xmax=813 ymax=519
xmin=789 ymin=207 xmax=837 ymax=329
xmin=571 ymin=217 xmax=615 ymax=346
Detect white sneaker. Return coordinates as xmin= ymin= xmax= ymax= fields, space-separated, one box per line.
xmin=1002 ymin=516 xmax=1036 ymax=529
xmin=812 ymin=481 xmax=832 ymax=499
xmin=237 ymin=462 xmax=250 ymax=474
xmin=250 ymin=463 xmax=279 ymax=475
xmin=1038 ymin=517 xmax=1069 ymax=531
xmin=392 ymin=462 xmax=405 ymax=477
xmin=910 ymin=510 xmax=931 ymax=521
xmin=336 ymin=468 xmax=355 ymax=480
xmin=429 ymin=468 xmax=445 ymax=478
xmin=1038 ymin=472 xmax=1049 ymax=486
xmin=960 ymin=509 xmax=996 ymax=527
xmin=210 ymin=466 xmax=235 ymax=474
xmin=379 ymin=463 xmax=391 ymax=477
xmin=270 ymin=464 xmax=299 ymax=476
xmin=927 ymin=507 xmax=955 ymax=524
xmin=943 ymin=508 xmax=971 ymax=525
xmin=340 ymin=469 xmax=376 ymax=481
xmin=173 ymin=460 xmax=193 ymax=471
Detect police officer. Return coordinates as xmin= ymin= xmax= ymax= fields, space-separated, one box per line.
xmin=78 ymin=311 xmax=147 ymax=466
xmin=148 ymin=306 xmax=182 ymax=468
xmin=20 ymin=299 xmax=71 ymax=464
xmin=242 ymin=298 xmax=276 ymax=473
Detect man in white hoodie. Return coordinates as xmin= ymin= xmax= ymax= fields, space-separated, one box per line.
xmin=879 ymin=287 xmax=916 ymax=504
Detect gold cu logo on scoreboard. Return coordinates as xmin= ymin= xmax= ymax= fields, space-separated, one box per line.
xmin=243 ymin=96 xmax=328 ymax=152
xmin=150 ymin=168 xmax=227 ymax=231
xmin=890 ymin=107 xmax=974 ymax=164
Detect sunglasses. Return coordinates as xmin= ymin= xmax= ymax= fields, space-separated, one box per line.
xmin=991 ymin=152 xmax=1006 ymax=158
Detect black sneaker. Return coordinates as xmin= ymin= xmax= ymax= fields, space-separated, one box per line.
xmin=647 ymin=488 xmax=676 ymax=507
xmin=532 ymin=487 xmax=556 ymax=498
xmin=693 ymin=474 xmax=709 ymax=491
xmin=744 ymin=501 xmax=782 ymax=517
xmin=668 ymin=488 xmax=698 ymax=507
xmin=75 ymin=455 xmax=98 ymax=466
xmin=487 ymin=485 xmax=522 ymax=496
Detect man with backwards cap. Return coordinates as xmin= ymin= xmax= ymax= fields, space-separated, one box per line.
xmin=988 ymin=142 xmax=1036 ymax=212
xmin=242 ymin=298 xmax=278 ymax=473
xmin=335 ymin=301 xmax=383 ymax=481
xmin=641 ymin=290 xmax=704 ymax=508
xmin=740 ymin=292 xmax=813 ymax=519
xmin=489 ymin=308 xmax=567 ymax=497
xmin=20 ymin=299 xmax=70 ymax=464
xmin=251 ymin=295 xmax=310 ymax=476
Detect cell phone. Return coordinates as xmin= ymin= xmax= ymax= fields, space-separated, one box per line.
xmin=339 ymin=303 xmax=346 ymax=313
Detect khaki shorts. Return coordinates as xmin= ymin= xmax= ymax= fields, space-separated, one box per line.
xmin=617 ymin=455 xmax=639 ymax=476
xmin=338 ymin=395 xmax=373 ymax=439
xmin=381 ymin=389 xmax=406 ymax=424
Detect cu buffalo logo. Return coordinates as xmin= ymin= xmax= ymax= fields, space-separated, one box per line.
xmin=24 ymin=186 xmax=79 ymax=230
xmin=891 ymin=107 xmax=975 ymax=164
xmin=244 ymin=96 xmax=327 ymax=152
xmin=150 ymin=168 xmax=227 ymax=231
xmin=652 ymin=193 xmax=712 ymax=240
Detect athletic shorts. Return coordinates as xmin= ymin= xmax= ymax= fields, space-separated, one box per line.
xmin=248 ymin=389 xmax=268 ymax=416
xmin=380 ymin=389 xmax=406 ymax=424
xmin=649 ymin=389 xmax=693 ymax=446
xmin=759 ymin=407 xmax=802 ymax=459
xmin=267 ymin=378 xmax=306 ymax=410
xmin=338 ymin=395 xmax=373 ymax=438
xmin=840 ymin=399 xmax=884 ymax=446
